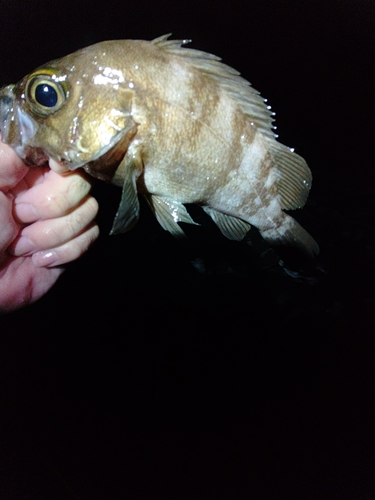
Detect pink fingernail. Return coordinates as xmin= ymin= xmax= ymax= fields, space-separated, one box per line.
xmin=32 ymin=250 xmax=58 ymax=267
xmin=14 ymin=202 xmax=39 ymax=223
xmin=11 ymin=236 xmax=35 ymax=256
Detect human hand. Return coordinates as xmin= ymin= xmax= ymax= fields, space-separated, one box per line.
xmin=0 ymin=140 xmax=99 ymax=312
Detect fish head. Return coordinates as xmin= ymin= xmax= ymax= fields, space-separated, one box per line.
xmin=0 ymin=47 xmax=135 ymax=172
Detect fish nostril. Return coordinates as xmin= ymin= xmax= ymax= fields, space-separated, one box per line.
xmin=0 ymin=87 xmax=16 ymax=141
xmin=0 ymin=94 xmax=13 ymax=119
xmin=0 ymin=99 xmax=11 ymax=139
xmin=0 ymin=95 xmax=12 ymax=105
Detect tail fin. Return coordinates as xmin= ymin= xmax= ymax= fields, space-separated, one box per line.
xmin=260 ymin=215 xmax=319 ymax=258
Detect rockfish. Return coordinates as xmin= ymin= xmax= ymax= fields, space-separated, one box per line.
xmin=0 ymin=35 xmax=318 ymax=256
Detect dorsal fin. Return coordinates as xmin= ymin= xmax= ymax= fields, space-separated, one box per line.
xmin=151 ymin=34 xmax=276 ymax=141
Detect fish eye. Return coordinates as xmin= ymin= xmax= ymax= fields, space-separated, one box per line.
xmin=26 ymin=74 xmax=66 ymax=116
xmin=35 ymin=83 xmax=58 ymax=107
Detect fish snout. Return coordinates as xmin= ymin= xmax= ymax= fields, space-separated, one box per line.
xmin=0 ymin=85 xmax=16 ymax=142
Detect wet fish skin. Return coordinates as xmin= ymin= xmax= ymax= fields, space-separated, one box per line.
xmin=0 ymin=35 xmax=318 ymax=256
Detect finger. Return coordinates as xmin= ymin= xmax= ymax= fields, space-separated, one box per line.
xmin=11 ymin=196 xmax=99 ymax=256
xmin=9 ymin=165 xmax=50 ymax=198
xmin=0 ymin=139 xmax=28 ymax=191
xmin=31 ymin=223 xmax=100 ymax=268
xmin=0 ymin=256 xmax=64 ymax=312
xmin=0 ymin=192 xmax=20 ymax=256
xmin=14 ymin=169 xmax=94 ymax=223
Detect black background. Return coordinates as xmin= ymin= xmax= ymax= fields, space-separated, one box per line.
xmin=1 ymin=1 xmax=375 ymax=498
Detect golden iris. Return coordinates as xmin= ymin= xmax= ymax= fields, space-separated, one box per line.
xmin=26 ymin=70 xmax=67 ymax=116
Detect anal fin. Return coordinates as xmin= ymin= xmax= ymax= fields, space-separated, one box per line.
xmin=203 ymin=207 xmax=251 ymax=241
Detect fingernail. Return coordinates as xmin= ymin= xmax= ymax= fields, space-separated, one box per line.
xmin=14 ymin=202 xmax=39 ymax=223
xmin=32 ymin=250 xmax=58 ymax=267
xmin=11 ymin=236 xmax=36 ymax=256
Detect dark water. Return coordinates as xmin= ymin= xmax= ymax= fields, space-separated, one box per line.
xmin=1 ymin=1 xmax=374 ymax=498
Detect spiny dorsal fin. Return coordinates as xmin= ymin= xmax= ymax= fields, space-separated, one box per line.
xmin=151 ymin=34 xmax=276 ymax=141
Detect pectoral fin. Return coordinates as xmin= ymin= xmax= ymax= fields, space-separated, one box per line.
xmin=110 ymin=150 xmax=143 ymax=235
xmin=144 ymin=195 xmax=198 ymax=238
xmin=203 ymin=207 xmax=251 ymax=241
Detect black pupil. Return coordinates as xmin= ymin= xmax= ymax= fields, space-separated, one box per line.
xmin=35 ymin=83 xmax=58 ymax=107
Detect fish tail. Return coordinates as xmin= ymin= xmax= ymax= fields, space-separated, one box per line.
xmin=260 ymin=214 xmax=319 ymax=258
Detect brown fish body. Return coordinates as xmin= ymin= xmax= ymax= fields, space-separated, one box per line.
xmin=0 ymin=35 xmax=318 ymax=255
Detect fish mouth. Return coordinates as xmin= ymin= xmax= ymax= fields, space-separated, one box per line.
xmin=0 ymin=84 xmax=39 ymax=160
xmin=22 ymin=147 xmax=50 ymax=167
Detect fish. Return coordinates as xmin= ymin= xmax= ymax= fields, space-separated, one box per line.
xmin=0 ymin=34 xmax=318 ymax=256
